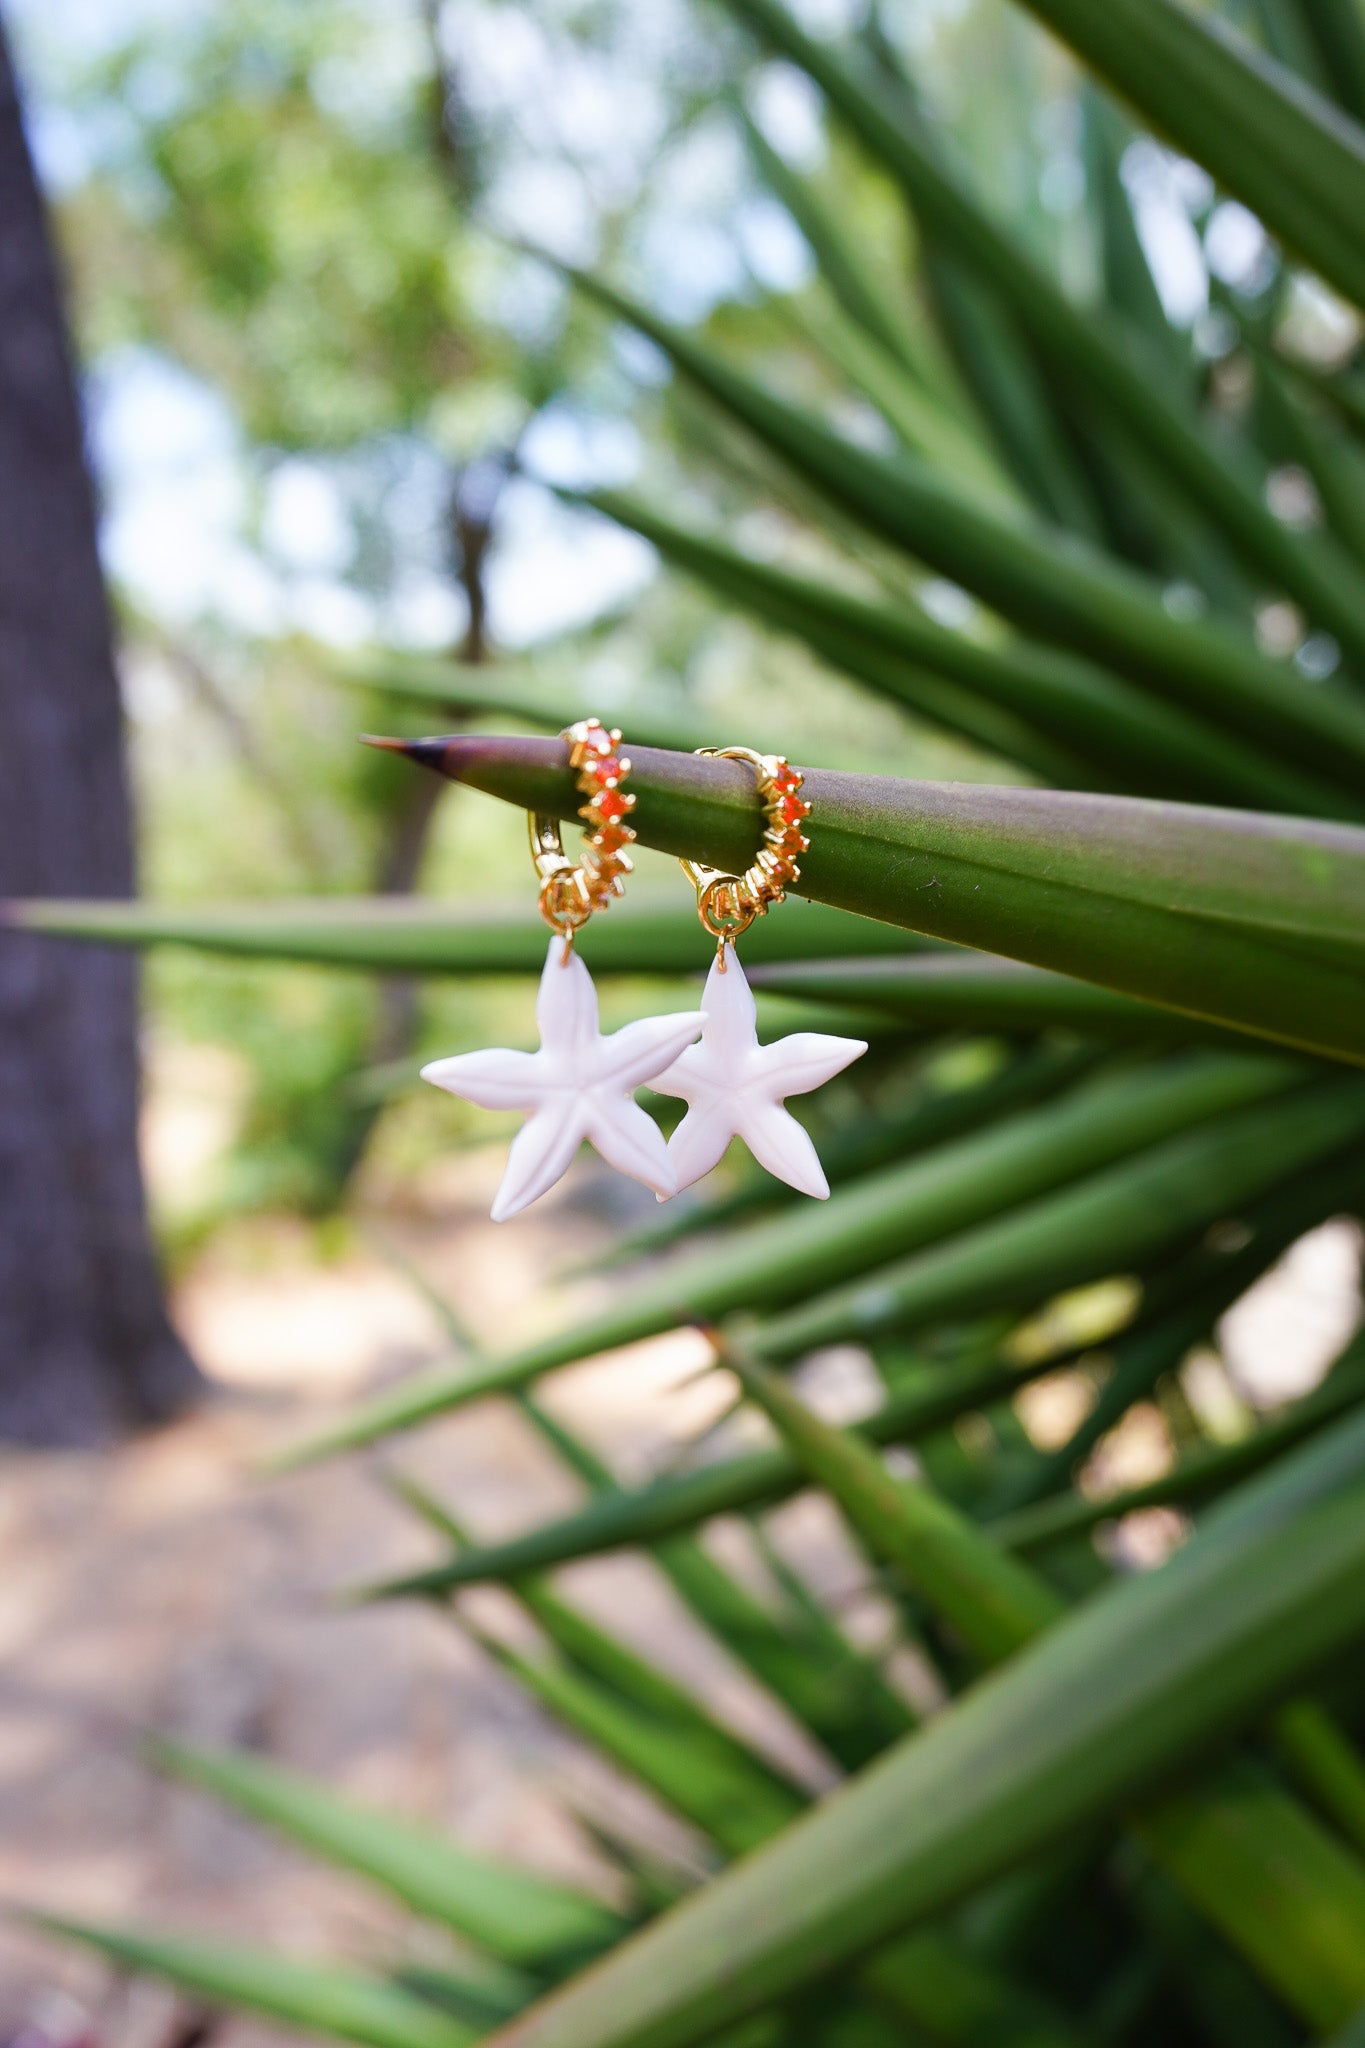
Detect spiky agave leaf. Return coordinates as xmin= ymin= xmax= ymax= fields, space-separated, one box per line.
xmin=21 ymin=1918 xmax=478 ymax=2048
xmin=1 ymin=892 xmax=921 ymax=978
xmin=717 ymin=0 xmax=1365 ymax=656
xmin=146 ymin=1738 xmax=627 ymax=1968
xmin=462 ymin=1410 xmax=1365 ymax=2048
xmin=332 ymin=736 xmax=1365 ymax=1062
xmin=1005 ymin=0 xmax=1365 ymax=309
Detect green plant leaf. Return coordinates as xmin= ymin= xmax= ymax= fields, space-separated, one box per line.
xmin=583 ymin=493 xmax=1096 ymax=789
xmin=734 ymin=110 xmax=928 ymax=381
xmin=1004 ymin=0 xmax=1365 ymax=310
xmin=992 ymin=1338 xmax=1365 ymax=1553
xmin=718 ymin=1338 xmax=1061 ymax=1660
xmin=356 ymin=1354 xmax=1028 ymax=1597
xmin=501 ymin=1413 xmax=915 ymax=1774
xmin=2 ymin=892 xmax=921 ymax=977
xmin=462 ymin=1620 xmax=804 ymax=1859
xmin=394 ymin=1408 xmax=1110 ymax=2048
xmin=147 ymin=1738 xmax=625 ymax=1967
xmin=650 ymin=1527 xmax=917 ymax=1770
xmin=752 ymin=1074 xmax=1365 ymax=1367
xmin=555 ymin=264 xmax=1365 ymax=793
xmin=1273 ymin=1698 xmax=1365 ymax=1857
xmin=1123 ymin=1858 xmax=1302 ymax=2048
xmin=1250 ymin=347 xmax=1365 ymax=572
xmin=583 ymin=488 xmax=1333 ymax=815
xmin=380 ymin=1262 xmax=916 ymax=1772
xmin=462 ymin=1410 xmax=1365 ymax=2048
xmin=919 ymin=241 xmax=1105 ymax=537
xmin=390 ymin=1472 xmax=1090 ymax=2048
xmin=737 ymin=117 xmax=1042 ymax=520
xmin=717 ymin=0 xmax=1365 ymax=655
xmin=1293 ymin=0 xmax=1365 ymax=123
xmin=724 ymin=1335 xmax=1365 ymax=2028
xmin=24 ymin=1917 xmax=477 ymax=2048
xmin=388 ymin=1475 xmax=809 ymax=1859
xmin=391 ymin=1965 xmax=529 ymax=2033
xmin=746 ymin=954 xmax=1257 ymax=1044
xmin=1081 ymin=90 xmax=1188 ymax=379
xmin=789 ymin=292 xmax=1022 ymax=516
xmin=361 ymin=1119 xmax=1365 ymax=1606
xmin=858 ymin=1927 xmax=1099 ymax=2048
xmin=333 ymin=648 xmax=731 ymax=756
xmin=353 ymin=736 xmax=1365 ymax=1063
xmin=989 ymin=1154 xmax=1365 ymax=1515
xmin=1133 ymin=1758 xmax=1365 ymax=2029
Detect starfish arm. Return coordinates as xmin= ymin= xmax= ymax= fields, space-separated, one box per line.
xmin=490 ymin=1106 xmax=587 ymax=1222
xmin=585 ymin=1096 xmax=679 ymax=1199
xmin=601 ymin=1008 xmax=707 ymax=1092
xmin=421 ymin=1046 xmax=541 ymax=1112
xmin=738 ymin=1097 xmax=832 ymax=1199
xmin=704 ymin=944 xmax=758 ymax=1034
xmin=649 ymin=1038 xmax=713 ymax=1100
xmin=535 ymin=938 xmax=601 ymax=1052
xmin=665 ymin=1099 xmax=739 ymax=1195
xmin=758 ymin=1031 xmax=868 ymax=1100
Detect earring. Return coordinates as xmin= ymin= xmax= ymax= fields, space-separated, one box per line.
xmin=651 ymin=750 xmax=867 ymax=1201
xmin=420 ymin=720 xmax=705 ymax=1222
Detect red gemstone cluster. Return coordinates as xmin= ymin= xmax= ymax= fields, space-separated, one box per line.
xmin=567 ymin=717 xmax=636 ymax=904
xmin=687 ymin=750 xmax=811 ymax=946
xmin=761 ymin=758 xmax=810 ymax=885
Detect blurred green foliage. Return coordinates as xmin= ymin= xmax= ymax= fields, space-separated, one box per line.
xmin=20 ymin=0 xmax=1365 ymax=2043
xmin=27 ymin=0 xmax=1007 ymax=1236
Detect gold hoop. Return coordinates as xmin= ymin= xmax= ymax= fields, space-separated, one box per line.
xmin=681 ymin=747 xmax=810 ymax=958
xmin=530 ymin=719 xmax=637 ymax=941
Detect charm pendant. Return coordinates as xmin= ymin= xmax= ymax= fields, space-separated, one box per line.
xmin=652 ymin=945 xmax=866 ymax=1200
xmin=422 ymin=939 xmax=704 ymax=1221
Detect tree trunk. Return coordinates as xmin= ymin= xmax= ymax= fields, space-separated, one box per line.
xmin=0 ymin=23 xmax=200 ymax=1443
xmin=332 ymin=465 xmax=503 ymax=1195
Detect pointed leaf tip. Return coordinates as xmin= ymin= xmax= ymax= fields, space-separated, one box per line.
xmin=360 ymin=734 xmax=457 ymax=774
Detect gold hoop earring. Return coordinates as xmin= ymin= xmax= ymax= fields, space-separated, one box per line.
xmin=420 ymin=718 xmax=704 ymax=1220
xmin=680 ymin=747 xmax=809 ymax=965
xmin=529 ymin=718 xmax=637 ymax=951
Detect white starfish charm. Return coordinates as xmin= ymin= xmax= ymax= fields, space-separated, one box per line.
xmin=651 ymin=944 xmax=867 ymax=1200
xmin=421 ymin=939 xmax=705 ymax=1221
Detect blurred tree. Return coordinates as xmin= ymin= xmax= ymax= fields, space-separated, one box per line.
xmin=0 ymin=20 xmax=199 ymax=1442
xmin=22 ymin=0 xmax=926 ymax=1225
xmin=49 ymin=1 xmax=554 ymax=1210
xmin=32 ymin=0 xmax=729 ymax=1217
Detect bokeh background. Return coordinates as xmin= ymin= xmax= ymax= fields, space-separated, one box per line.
xmin=1 ymin=3 xmax=1361 ymax=2043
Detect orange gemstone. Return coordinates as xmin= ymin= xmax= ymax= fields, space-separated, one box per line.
xmin=585 ymin=755 xmax=621 ymax=786
xmin=595 ymin=788 xmax=630 ymax=821
xmin=582 ymin=724 xmax=615 ymax=757
xmin=771 ymin=762 xmax=802 ymax=794
xmin=778 ymin=792 xmax=808 ymax=825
